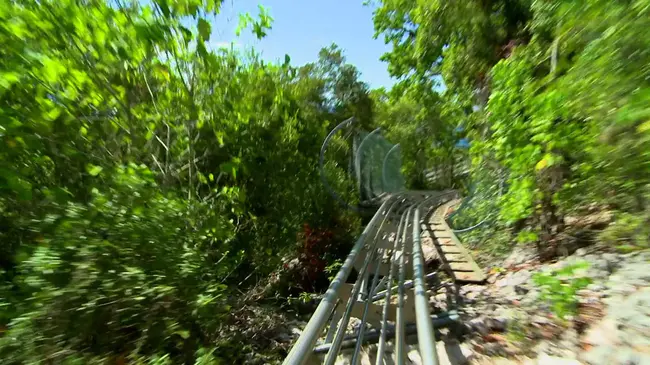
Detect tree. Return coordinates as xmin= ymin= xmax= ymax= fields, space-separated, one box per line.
xmin=372 ymin=0 xmax=650 ymax=249
xmin=0 ymin=1 xmax=361 ymax=363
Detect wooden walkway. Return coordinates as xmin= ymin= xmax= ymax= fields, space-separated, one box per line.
xmin=422 ymin=200 xmax=486 ymax=283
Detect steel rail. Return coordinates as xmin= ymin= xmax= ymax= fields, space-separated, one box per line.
xmin=412 ymin=207 xmax=439 ymax=365
xmin=375 ymin=209 xmax=407 ymax=365
xmin=322 ymin=197 xmax=404 ymax=365
xmin=395 ymin=207 xmax=412 ymax=365
xmin=283 ymin=191 xmax=457 ymax=365
xmin=371 ymin=275 xmax=388 ymax=297
xmin=392 ymin=191 xmax=455 ymax=365
xmin=403 ymin=191 xmax=456 ymax=364
xmin=350 ymin=239 xmax=386 ymax=364
xmin=371 ymin=271 xmax=439 ymax=302
xmin=351 ymin=202 xmax=409 ymax=364
xmin=282 ymin=197 xmax=394 ymax=365
xmin=313 ymin=312 xmax=459 ymax=354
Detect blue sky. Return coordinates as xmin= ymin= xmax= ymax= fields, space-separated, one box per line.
xmin=208 ymin=0 xmax=395 ymax=88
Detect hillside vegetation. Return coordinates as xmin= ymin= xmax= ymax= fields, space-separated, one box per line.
xmin=1 ymin=0 xmax=648 ymax=364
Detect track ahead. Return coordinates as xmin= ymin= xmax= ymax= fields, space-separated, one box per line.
xmin=424 ymin=200 xmax=486 ymax=283
xmin=283 ymin=191 xmax=488 ymax=365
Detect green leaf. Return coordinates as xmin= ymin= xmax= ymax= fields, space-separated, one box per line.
xmin=175 ymin=330 xmax=190 ymax=339
xmin=638 ymin=120 xmax=650 ymax=133
xmin=42 ymin=57 xmax=65 ymax=83
xmin=44 ymin=108 xmax=62 ymax=121
xmin=154 ymin=0 xmax=171 ymax=17
xmin=0 ymin=72 xmax=20 ymax=89
xmin=198 ymin=18 xmax=211 ymax=41
xmin=236 ymin=13 xmax=252 ymax=36
xmin=0 ymin=168 xmax=32 ymax=201
xmin=86 ymin=164 xmax=103 ymax=176
xmin=179 ymin=25 xmax=193 ymax=44
xmin=219 ymin=161 xmax=238 ymax=179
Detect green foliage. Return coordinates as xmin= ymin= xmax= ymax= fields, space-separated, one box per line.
xmin=372 ymin=0 xmax=650 ymax=242
xmin=533 ymin=261 xmax=592 ymax=319
xmin=324 ymin=259 xmax=343 ymax=281
xmin=458 ymin=226 xmax=514 ymax=265
xmin=599 ymin=212 xmax=650 ymax=252
xmin=236 ymin=5 xmax=273 ymax=39
xmin=287 ymin=291 xmax=317 ymax=306
xmin=0 ymin=0 xmax=367 ymax=363
xmin=371 ymin=83 xmax=464 ymax=189
xmin=516 ymin=229 xmax=539 ymax=245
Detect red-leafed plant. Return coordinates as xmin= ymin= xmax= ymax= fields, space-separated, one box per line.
xmin=294 ymin=223 xmax=335 ymax=291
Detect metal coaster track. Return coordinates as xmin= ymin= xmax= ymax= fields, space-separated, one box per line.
xmin=287 ymin=118 xmax=491 ymax=365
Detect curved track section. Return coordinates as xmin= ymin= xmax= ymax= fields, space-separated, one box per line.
xmin=319 ymin=118 xmax=406 ymax=213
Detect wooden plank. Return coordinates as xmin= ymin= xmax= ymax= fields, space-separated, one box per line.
xmin=454 ymin=272 xmax=486 ymax=282
xmin=439 ymin=245 xmax=463 ymax=254
xmin=434 ymin=238 xmax=455 ymax=245
xmin=432 ymin=232 xmax=453 ymax=239
xmin=449 ymin=262 xmax=475 ymax=272
xmin=424 ymin=200 xmax=487 ymax=283
xmin=445 ymin=253 xmax=469 ymax=262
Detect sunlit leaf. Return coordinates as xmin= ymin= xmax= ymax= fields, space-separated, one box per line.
xmin=86 ymin=164 xmax=103 ymax=176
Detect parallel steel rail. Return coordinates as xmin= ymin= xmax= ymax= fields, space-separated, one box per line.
xmin=295 ymin=119 xmax=491 ymax=364
xmin=282 ymin=191 xmax=459 ymax=365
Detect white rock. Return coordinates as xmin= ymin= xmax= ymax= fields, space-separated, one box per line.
xmin=575 ymin=248 xmax=588 ymax=256
xmin=488 ymin=316 xmax=508 ymax=332
xmin=468 ymin=317 xmax=489 ymax=335
xmin=532 ymin=315 xmax=553 ymax=325
xmin=587 ymin=283 xmax=606 ymax=292
xmin=536 ymin=353 xmax=581 ymax=365
xmin=582 ymin=318 xmax=620 ymax=347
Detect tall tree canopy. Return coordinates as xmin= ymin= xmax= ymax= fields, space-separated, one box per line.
xmin=372 ymin=0 xmax=650 ymax=243
xmin=0 ymin=1 xmax=370 ymax=363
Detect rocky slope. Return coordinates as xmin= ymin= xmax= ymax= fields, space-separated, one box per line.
xmin=427 ymin=246 xmax=650 ymax=365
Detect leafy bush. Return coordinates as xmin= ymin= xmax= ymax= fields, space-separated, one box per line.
xmin=0 ymin=0 xmax=365 ymax=363
xmin=372 ymin=0 xmax=650 ymax=251
xmin=0 ymin=165 xmax=236 ymax=363
xmin=532 ymin=261 xmax=592 ymax=319
xmin=599 ymin=212 xmax=650 ymax=252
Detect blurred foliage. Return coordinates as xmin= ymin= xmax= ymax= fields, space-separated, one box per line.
xmin=533 ymin=261 xmax=592 ymax=319
xmin=0 ymin=0 xmax=366 ymax=363
xmin=599 ymin=212 xmax=650 ymax=253
xmin=2 ymin=0 xmax=649 ymax=362
xmin=372 ymin=0 xmax=650 ymax=246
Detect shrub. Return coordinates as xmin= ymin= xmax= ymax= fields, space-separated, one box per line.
xmin=0 ymin=165 xmax=235 ymax=364
xmin=532 ymin=261 xmax=592 ymax=319
xmin=599 ymin=212 xmax=650 ymax=252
